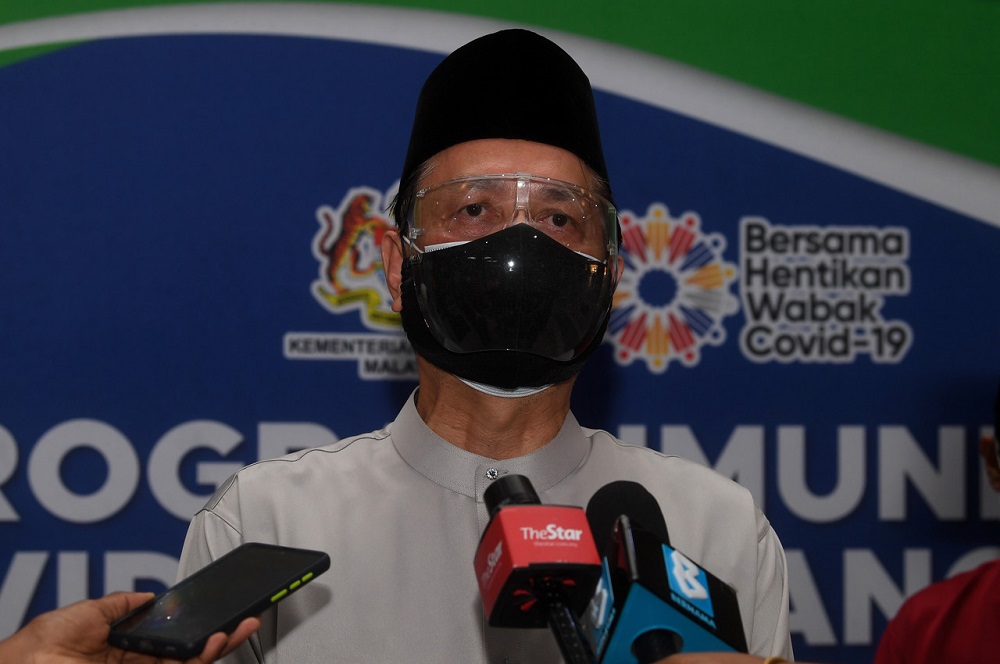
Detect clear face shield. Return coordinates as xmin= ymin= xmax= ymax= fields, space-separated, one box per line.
xmin=401 ymin=174 xmax=620 ymax=361
xmin=407 ymin=173 xmax=618 ymax=263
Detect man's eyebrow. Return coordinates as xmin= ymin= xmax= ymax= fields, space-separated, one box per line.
xmin=533 ymin=184 xmax=583 ymax=204
xmin=453 ymin=178 xmax=509 ymax=196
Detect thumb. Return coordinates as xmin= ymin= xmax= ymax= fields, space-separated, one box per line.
xmin=93 ymin=591 xmax=156 ymax=623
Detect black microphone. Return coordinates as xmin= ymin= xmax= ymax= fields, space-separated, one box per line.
xmin=582 ymin=481 xmax=749 ymax=663
xmin=473 ymin=475 xmax=601 ymax=664
xmin=585 ymin=480 xmax=671 ymax=555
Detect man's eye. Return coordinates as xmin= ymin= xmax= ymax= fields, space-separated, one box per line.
xmin=461 ymin=203 xmax=485 ymax=217
xmin=550 ymin=214 xmax=571 ymax=228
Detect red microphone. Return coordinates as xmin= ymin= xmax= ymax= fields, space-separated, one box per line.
xmin=474 ymin=475 xmax=601 ymax=664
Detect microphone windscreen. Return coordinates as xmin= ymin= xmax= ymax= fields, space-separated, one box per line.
xmin=586 ymin=481 xmax=669 ymax=554
xmin=484 ymin=474 xmax=542 ymax=516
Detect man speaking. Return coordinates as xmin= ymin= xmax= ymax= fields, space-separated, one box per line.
xmin=177 ymin=28 xmax=793 ymax=663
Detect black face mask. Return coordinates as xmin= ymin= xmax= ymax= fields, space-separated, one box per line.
xmin=399 ymin=224 xmax=616 ymax=389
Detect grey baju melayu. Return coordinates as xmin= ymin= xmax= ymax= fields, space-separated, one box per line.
xmin=178 ymin=391 xmax=793 ymax=663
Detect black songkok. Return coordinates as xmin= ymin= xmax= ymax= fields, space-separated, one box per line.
xmin=398 ymin=29 xmax=610 ymax=194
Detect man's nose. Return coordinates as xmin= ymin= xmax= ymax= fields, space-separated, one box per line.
xmin=511 ymin=206 xmax=531 ymax=225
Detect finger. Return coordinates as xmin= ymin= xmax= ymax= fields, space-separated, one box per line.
xmin=187 ymin=632 xmax=229 ymax=663
xmin=219 ymin=617 xmax=261 ymax=657
xmin=187 ymin=616 xmax=260 ymax=663
xmin=94 ymin=591 xmax=157 ymax=623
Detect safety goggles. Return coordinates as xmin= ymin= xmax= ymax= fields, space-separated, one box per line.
xmin=406 ymin=174 xmax=618 ymax=260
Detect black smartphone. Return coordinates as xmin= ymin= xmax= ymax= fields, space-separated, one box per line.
xmin=109 ymin=542 xmax=330 ymax=659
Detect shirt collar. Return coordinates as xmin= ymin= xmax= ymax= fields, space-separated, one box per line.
xmin=391 ymin=389 xmax=590 ymax=502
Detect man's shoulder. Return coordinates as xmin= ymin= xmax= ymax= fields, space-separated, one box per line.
xmin=580 ymin=426 xmax=755 ymax=506
xmin=213 ymin=424 xmax=395 ymax=494
xmin=881 ymin=558 xmax=1000 ymax=661
xmin=273 ymin=424 xmax=393 ymax=461
xmin=584 ymin=426 xmax=735 ymax=474
xmin=899 ymin=558 xmax=1000 ymax=616
xmin=576 ymin=426 xmax=773 ymax=580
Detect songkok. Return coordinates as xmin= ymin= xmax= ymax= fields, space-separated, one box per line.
xmin=397 ymin=29 xmax=611 ymax=198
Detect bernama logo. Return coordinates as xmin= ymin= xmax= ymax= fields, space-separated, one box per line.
xmin=608 ymin=204 xmax=740 ymax=372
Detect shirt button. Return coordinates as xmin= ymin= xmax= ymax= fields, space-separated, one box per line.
xmin=485 ymin=468 xmax=499 ymax=480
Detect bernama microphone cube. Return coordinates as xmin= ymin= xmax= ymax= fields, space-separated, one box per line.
xmin=584 ymin=516 xmax=749 ymax=661
xmin=474 ymin=504 xmax=602 ymax=627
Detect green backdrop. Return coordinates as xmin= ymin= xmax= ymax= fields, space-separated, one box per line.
xmin=3 ymin=0 xmax=999 ymax=169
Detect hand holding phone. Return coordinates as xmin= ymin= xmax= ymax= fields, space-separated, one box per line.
xmin=109 ymin=543 xmax=330 ymax=659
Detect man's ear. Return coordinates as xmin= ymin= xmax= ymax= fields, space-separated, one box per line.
xmin=980 ymin=434 xmax=1000 ymax=492
xmin=381 ymin=229 xmax=405 ymax=313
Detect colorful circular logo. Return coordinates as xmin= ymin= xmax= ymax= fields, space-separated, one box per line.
xmin=607 ymin=204 xmax=739 ymax=372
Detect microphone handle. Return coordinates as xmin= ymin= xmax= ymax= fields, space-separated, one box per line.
xmin=537 ymin=581 xmax=597 ymax=664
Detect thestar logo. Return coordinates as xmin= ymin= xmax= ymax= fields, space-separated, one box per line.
xmin=607 ymin=204 xmax=739 ymax=373
xmin=520 ymin=524 xmax=585 ymax=541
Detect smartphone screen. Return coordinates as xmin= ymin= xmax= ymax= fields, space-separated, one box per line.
xmin=109 ymin=542 xmax=330 ymax=658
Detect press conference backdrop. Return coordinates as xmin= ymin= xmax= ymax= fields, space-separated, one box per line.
xmin=2 ymin=3 xmax=999 ymax=663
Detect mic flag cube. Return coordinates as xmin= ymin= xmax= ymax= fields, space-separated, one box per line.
xmin=584 ymin=515 xmax=748 ymax=662
xmin=474 ymin=504 xmax=602 ymax=627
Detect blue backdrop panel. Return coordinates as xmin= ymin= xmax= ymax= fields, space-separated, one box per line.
xmin=1 ymin=34 xmax=998 ymax=664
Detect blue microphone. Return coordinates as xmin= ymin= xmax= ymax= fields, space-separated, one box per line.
xmin=583 ymin=481 xmax=748 ymax=663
